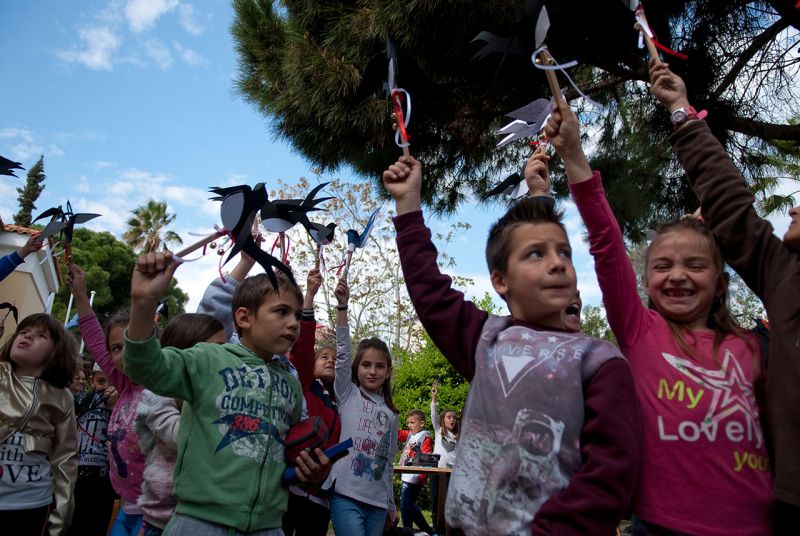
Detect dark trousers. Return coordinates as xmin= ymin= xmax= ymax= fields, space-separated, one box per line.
xmin=66 ymin=475 xmax=117 ymax=536
xmin=775 ymin=500 xmax=800 ymax=536
xmin=400 ymin=482 xmax=433 ymax=535
xmin=0 ymin=504 xmax=50 ymax=536
xmin=282 ymin=491 xmax=331 ymax=536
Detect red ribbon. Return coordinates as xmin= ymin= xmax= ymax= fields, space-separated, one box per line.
xmin=391 ymin=90 xmax=410 ymax=144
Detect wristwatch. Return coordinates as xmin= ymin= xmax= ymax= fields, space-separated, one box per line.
xmin=670 ymin=106 xmax=708 ymax=127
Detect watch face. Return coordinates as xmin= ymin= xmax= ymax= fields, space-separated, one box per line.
xmin=671 ymin=109 xmax=688 ymax=123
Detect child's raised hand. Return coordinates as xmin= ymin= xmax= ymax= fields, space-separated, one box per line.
xmin=306 ymin=268 xmax=322 ymax=298
xmin=131 ymin=252 xmax=180 ymax=304
xmin=431 ymin=381 xmax=438 ymax=400
xmin=649 ymin=61 xmax=689 ymax=112
xmin=524 ymin=146 xmax=551 ymax=197
xmin=334 ymin=277 xmax=349 ymax=306
xmin=66 ymin=263 xmax=87 ymax=296
xmin=18 ymin=232 xmax=45 ymax=258
xmin=382 ymin=155 xmax=422 ymax=215
xmin=544 ymin=99 xmax=593 ymax=184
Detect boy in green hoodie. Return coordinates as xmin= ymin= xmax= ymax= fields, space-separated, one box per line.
xmin=124 ymin=252 xmax=330 ymax=535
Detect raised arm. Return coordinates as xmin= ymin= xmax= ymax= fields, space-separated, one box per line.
xmin=651 ymin=61 xmax=798 ymax=299
xmin=430 ymin=382 xmax=441 ymax=435
xmin=68 ymin=263 xmax=129 ymax=390
xmin=289 ymin=268 xmax=322 ymax=391
xmin=545 ymin=100 xmax=649 ymax=348
xmin=384 ymin=156 xmax=487 ymax=379
xmin=333 ymin=278 xmax=355 ymax=404
xmin=0 ymin=233 xmax=44 ymax=283
xmin=196 ymin=252 xmax=256 ymax=340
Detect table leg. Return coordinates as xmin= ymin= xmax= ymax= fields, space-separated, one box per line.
xmin=437 ymin=473 xmax=448 ymax=535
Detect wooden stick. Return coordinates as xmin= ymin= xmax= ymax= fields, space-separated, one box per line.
xmin=279 ymin=232 xmax=286 ymax=263
xmin=175 ymin=230 xmax=225 ymax=258
xmin=315 ymin=243 xmax=321 ymax=270
xmin=635 ymin=11 xmax=661 ymax=64
xmin=538 ymin=50 xmax=564 ymax=102
xmin=402 ymin=146 xmax=410 ymax=157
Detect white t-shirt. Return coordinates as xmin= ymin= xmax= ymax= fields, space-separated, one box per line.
xmin=0 ymin=431 xmax=53 ymax=510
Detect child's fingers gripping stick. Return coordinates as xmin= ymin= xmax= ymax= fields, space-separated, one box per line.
xmin=306 ymin=268 xmax=322 ymax=296
xmin=382 ymin=155 xmax=423 ymax=215
xmin=335 ymin=278 xmax=349 ymax=304
xmin=67 ymin=263 xmax=87 ymax=293
xmin=648 ymin=62 xmax=689 ymax=110
xmin=295 ymin=448 xmax=331 ymax=484
xmin=131 ymin=252 xmax=181 ymax=303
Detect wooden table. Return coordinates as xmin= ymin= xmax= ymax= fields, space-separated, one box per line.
xmin=394 ymin=465 xmax=453 ymax=534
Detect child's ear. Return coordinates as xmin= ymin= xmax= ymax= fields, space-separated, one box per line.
xmin=490 ymin=270 xmax=508 ymax=297
xmin=234 ymin=307 xmax=252 ymax=331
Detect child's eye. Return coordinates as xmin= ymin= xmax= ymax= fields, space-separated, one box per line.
xmin=527 ymin=250 xmax=543 ymax=259
xmin=560 ymin=249 xmax=572 ymax=259
xmin=110 ymin=345 xmax=123 ymax=354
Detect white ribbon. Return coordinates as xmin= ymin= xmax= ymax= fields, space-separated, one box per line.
xmin=391 ymin=88 xmax=412 ymax=148
xmin=531 ymin=47 xmax=603 ymax=110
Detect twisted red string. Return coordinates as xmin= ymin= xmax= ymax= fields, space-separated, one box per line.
xmin=391 ymin=90 xmax=410 ymax=144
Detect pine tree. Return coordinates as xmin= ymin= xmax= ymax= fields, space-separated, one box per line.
xmin=14 ymin=155 xmax=45 ymax=227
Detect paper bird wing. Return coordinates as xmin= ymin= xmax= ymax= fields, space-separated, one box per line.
xmin=300 ymin=182 xmax=331 ymax=207
xmin=356 ymin=206 xmax=382 ymax=248
xmin=471 ymin=31 xmax=519 ymax=61
xmin=509 ymin=178 xmax=530 ymax=199
xmin=0 ymin=302 xmax=18 ymax=323
xmin=209 ymin=185 xmax=250 ymax=201
xmin=386 ymin=36 xmax=398 ymax=92
xmin=40 ymin=220 xmax=66 ymax=239
xmin=241 ymin=237 xmax=295 ymax=289
xmin=309 ymin=222 xmax=337 ymax=245
xmin=0 ymin=156 xmax=24 ymax=177
xmin=534 ymin=4 xmax=551 ymax=49
xmin=219 ymin=191 xmax=246 ymax=233
xmin=507 ymin=98 xmax=551 ymax=123
xmin=621 ymin=0 xmax=640 ymax=10
xmin=485 ymin=172 xmax=523 ymax=198
xmin=32 ymin=207 xmax=64 ymax=224
xmin=72 ymin=213 xmax=101 ymax=225
xmin=495 ymin=120 xmax=540 ymax=148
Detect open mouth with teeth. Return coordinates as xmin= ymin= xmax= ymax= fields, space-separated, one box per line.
xmin=664 ymin=289 xmax=694 ymax=297
xmin=565 ymin=304 xmax=580 ymax=317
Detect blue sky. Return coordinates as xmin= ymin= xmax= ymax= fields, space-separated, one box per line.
xmin=1 ymin=1 xmax=792 ymax=315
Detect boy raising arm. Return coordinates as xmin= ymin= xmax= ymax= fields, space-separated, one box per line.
xmin=383 ymin=157 xmax=640 ymax=535
xmin=125 ymin=252 xmax=329 ymax=535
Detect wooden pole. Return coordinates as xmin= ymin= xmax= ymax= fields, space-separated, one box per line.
xmin=175 ymin=230 xmax=225 ymax=258
xmin=538 ymin=49 xmax=564 ymax=102
xmin=635 ymin=10 xmax=661 ymax=64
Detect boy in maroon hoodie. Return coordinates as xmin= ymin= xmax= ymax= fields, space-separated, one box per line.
xmin=382 ymin=154 xmax=641 ymax=535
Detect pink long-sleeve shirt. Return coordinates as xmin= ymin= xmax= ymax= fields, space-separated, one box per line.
xmin=78 ymin=314 xmax=145 ymax=506
xmin=570 ymin=173 xmax=772 ymax=535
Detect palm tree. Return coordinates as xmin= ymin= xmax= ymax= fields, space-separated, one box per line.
xmin=123 ymin=199 xmax=183 ymax=254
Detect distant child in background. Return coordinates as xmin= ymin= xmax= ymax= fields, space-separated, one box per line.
xmin=135 ymin=313 xmax=226 ymax=536
xmin=283 ymin=268 xmax=342 ymax=536
xmin=69 ymin=263 xmax=147 ymax=536
xmin=546 ymin=97 xmax=772 ymax=534
xmin=123 ymin=252 xmax=329 ymax=535
xmin=0 ymin=232 xmax=44 ymax=283
xmin=67 ymin=362 xmax=119 ymax=536
xmin=650 ymin=62 xmax=800 ymax=532
xmin=383 ymin=152 xmax=641 ymax=535
xmin=0 ymin=313 xmax=78 ymax=535
xmin=69 ymin=366 xmax=86 ymax=395
xmin=325 ymin=278 xmax=399 ymax=536
xmin=398 ymin=409 xmax=434 ymax=536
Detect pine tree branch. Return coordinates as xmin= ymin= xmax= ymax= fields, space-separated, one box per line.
xmin=724 ymin=116 xmax=800 ymax=142
xmin=712 ymin=17 xmax=789 ymax=98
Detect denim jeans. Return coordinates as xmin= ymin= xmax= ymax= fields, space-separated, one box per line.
xmin=108 ymin=510 xmax=143 ymax=536
xmin=329 ymin=492 xmax=387 ymax=536
xmin=400 ymin=482 xmax=433 ymax=535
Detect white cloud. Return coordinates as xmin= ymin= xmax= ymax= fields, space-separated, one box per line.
xmin=144 ymin=39 xmax=173 ymax=70
xmin=124 ymin=0 xmax=179 ymax=33
xmin=0 ymin=128 xmax=34 ymax=142
xmin=57 ymin=26 xmax=121 ymax=71
xmin=177 ymin=3 xmax=204 ymax=35
xmin=173 ymin=42 xmax=208 ymax=67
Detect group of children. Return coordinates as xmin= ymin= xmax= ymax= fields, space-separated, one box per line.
xmin=0 ymin=61 xmax=798 ymax=536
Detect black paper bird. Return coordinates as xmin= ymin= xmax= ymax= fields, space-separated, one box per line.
xmin=261 ymin=182 xmax=333 ymax=235
xmin=32 ymin=202 xmax=100 ymax=263
xmin=32 ymin=206 xmax=67 ymax=239
xmin=471 ymin=0 xmax=545 ymax=64
xmin=209 ymin=183 xmax=294 ymax=289
xmin=0 ymin=156 xmax=24 ymax=178
xmin=0 ymin=302 xmax=19 ymax=324
xmin=308 ymin=222 xmax=337 ymax=246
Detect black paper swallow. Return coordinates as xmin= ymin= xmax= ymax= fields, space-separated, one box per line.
xmin=32 ymin=201 xmax=100 ymax=244
xmin=308 ymin=222 xmax=337 ymax=246
xmin=0 ymin=156 xmax=24 ymax=178
xmin=471 ymin=0 xmax=545 ymax=63
xmin=261 ymin=182 xmax=333 ymax=236
xmin=0 ymin=302 xmax=19 ymax=324
xmin=209 ymin=183 xmax=294 ymax=288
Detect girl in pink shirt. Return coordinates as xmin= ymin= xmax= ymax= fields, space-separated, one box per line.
xmin=544 ymin=100 xmax=771 ymax=535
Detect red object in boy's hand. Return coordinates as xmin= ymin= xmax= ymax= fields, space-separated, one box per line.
xmin=284 ymin=416 xmax=329 ymax=463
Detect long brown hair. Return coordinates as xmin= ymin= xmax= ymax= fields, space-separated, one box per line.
xmin=351 ymin=337 xmax=397 ymax=413
xmin=0 ymin=313 xmax=77 ymax=388
xmin=439 ymin=408 xmax=460 ymax=438
xmin=645 ymin=218 xmax=758 ymax=373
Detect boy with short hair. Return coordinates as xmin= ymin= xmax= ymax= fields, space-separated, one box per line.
xmin=383 ymin=157 xmax=641 ymax=535
xmin=397 ymin=409 xmax=434 ymax=535
xmin=124 ymin=252 xmax=329 ymax=535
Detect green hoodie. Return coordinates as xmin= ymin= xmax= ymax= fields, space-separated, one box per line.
xmin=123 ymin=332 xmax=302 ymax=532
